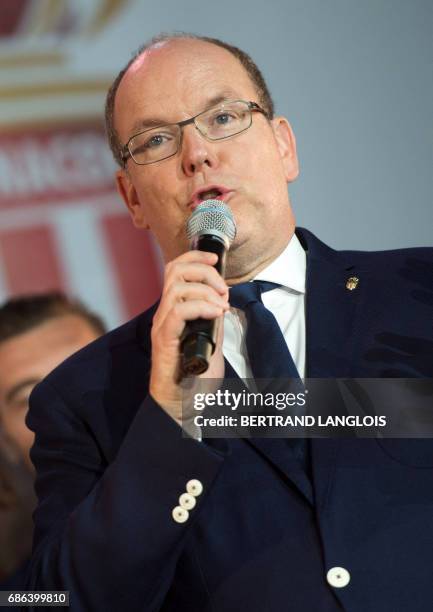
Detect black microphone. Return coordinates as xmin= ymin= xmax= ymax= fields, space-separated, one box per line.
xmin=180 ymin=199 xmax=236 ymax=376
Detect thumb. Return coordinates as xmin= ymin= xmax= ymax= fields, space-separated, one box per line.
xmin=214 ymin=312 xmax=225 ymax=353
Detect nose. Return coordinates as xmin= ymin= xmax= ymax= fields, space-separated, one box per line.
xmin=180 ymin=124 xmax=219 ymax=176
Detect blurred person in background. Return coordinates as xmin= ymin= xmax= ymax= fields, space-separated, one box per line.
xmin=0 ymin=292 xmax=105 ymax=588
xmin=0 ymin=431 xmax=35 ymax=589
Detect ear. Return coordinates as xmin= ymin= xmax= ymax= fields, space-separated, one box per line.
xmin=115 ymin=169 xmax=150 ymax=229
xmin=271 ymin=117 xmax=299 ymax=183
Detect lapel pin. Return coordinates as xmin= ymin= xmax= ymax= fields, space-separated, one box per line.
xmin=346 ymin=276 xmax=359 ymax=291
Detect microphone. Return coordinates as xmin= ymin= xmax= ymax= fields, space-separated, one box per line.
xmin=180 ymin=199 xmax=236 ymax=376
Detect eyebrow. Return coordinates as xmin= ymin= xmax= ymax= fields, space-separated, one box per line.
xmin=5 ymin=378 xmax=40 ymax=405
xmin=128 ymin=90 xmax=243 ymax=135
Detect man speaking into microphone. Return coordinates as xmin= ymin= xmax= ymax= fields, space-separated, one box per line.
xmin=26 ymin=34 xmax=433 ymax=611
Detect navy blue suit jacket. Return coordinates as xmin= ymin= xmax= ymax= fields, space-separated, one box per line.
xmin=26 ymin=228 xmax=433 ymax=611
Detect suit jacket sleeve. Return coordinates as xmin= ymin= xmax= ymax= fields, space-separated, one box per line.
xmin=26 ymin=378 xmax=225 ymax=611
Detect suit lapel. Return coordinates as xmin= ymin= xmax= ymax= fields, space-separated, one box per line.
xmin=299 ymin=227 xmax=366 ymax=378
xmin=220 ymin=229 xmax=368 ymax=508
xmin=297 ymin=228 xmax=368 ymax=508
xmin=223 ymin=357 xmax=314 ymax=506
xmin=245 ymin=436 xmax=314 ymax=505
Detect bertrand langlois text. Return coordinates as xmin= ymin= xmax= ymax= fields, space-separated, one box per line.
xmin=193 ymin=414 xmax=387 ymax=428
xmin=190 ymin=390 xmax=387 ymax=429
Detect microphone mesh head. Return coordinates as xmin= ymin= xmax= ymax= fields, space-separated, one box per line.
xmin=186 ymin=200 xmax=236 ymax=244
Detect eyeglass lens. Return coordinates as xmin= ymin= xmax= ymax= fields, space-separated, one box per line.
xmin=128 ymin=100 xmax=253 ymax=165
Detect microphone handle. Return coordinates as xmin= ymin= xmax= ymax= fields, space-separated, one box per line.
xmin=180 ymin=234 xmax=227 ymax=376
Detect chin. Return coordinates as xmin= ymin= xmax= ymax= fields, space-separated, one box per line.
xmin=226 ymin=237 xmax=257 ymax=273
xmin=228 ymin=231 xmax=249 ymax=256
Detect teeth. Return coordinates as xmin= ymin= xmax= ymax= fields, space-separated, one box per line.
xmin=200 ymin=190 xmax=220 ymax=200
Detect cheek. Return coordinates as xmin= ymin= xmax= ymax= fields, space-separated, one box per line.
xmin=136 ymin=174 xmax=184 ymax=225
xmin=144 ymin=185 xmax=172 ymax=210
xmin=138 ymin=164 xmax=180 ymax=200
xmin=238 ymin=138 xmax=286 ymax=189
xmin=4 ymin=409 xmax=33 ymax=453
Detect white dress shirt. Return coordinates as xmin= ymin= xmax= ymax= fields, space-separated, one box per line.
xmin=223 ymin=233 xmax=307 ymax=378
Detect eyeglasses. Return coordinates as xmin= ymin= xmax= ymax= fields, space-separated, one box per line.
xmin=121 ymin=99 xmax=268 ymax=166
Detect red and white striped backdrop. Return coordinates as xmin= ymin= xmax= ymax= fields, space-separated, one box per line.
xmin=0 ymin=121 xmax=163 ymax=329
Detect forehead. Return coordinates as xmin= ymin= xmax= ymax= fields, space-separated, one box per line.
xmin=115 ymin=39 xmax=259 ymax=137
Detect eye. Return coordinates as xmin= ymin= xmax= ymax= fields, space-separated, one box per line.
xmin=144 ymin=133 xmax=171 ymax=149
xmin=130 ymin=130 xmax=175 ymax=157
xmin=213 ymin=111 xmax=236 ymax=126
xmin=215 ymin=112 xmax=232 ymax=125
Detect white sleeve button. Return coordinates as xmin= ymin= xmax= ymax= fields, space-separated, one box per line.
xmin=179 ymin=492 xmax=196 ymax=510
xmin=172 ymin=506 xmax=189 ymax=524
xmin=326 ymin=567 xmax=351 ymax=588
xmin=186 ymin=479 xmax=203 ymax=497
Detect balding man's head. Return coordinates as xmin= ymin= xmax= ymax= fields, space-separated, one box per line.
xmin=105 ymin=33 xmax=275 ymax=168
xmin=111 ymin=34 xmax=298 ymax=280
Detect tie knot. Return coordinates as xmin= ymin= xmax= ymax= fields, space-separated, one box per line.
xmin=229 ymin=280 xmax=280 ymax=310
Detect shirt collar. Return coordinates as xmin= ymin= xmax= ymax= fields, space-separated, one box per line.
xmin=254 ymin=231 xmax=306 ymax=294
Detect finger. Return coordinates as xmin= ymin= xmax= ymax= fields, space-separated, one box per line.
xmin=155 ymin=264 xmax=229 ymax=339
xmin=158 ymin=281 xmax=229 ymax=319
xmin=171 ymin=249 xmax=219 ymax=264
xmin=152 ymin=300 xmax=225 ymax=345
xmin=164 ymin=262 xmax=227 ymax=295
xmin=214 ymin=311 xmax=225 ymax=351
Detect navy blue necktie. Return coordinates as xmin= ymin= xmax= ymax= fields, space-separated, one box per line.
xmin=229 ymin=281 xmax=308 ymax=470
xmin=229 ymin=281 xmax=300 ymax=380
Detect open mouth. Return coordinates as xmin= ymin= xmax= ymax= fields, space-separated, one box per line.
xmin=198 ymin=188 xmax=223 ymax=201
xmin=192 ymin=186 xmax=232 ymax=208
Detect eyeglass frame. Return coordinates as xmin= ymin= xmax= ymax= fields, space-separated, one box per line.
xmin=120 ymin=100 xmax=268 ymax=167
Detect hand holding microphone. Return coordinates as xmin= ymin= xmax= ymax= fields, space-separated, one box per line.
xmin=149 ymin=200 xmax=236 ymax=427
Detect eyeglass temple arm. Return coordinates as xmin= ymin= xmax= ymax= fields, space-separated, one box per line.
xmin=248 ymin=101 xmax=268 ymax=117
xmin=121 ymin=147 xmax=131 ymax=166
